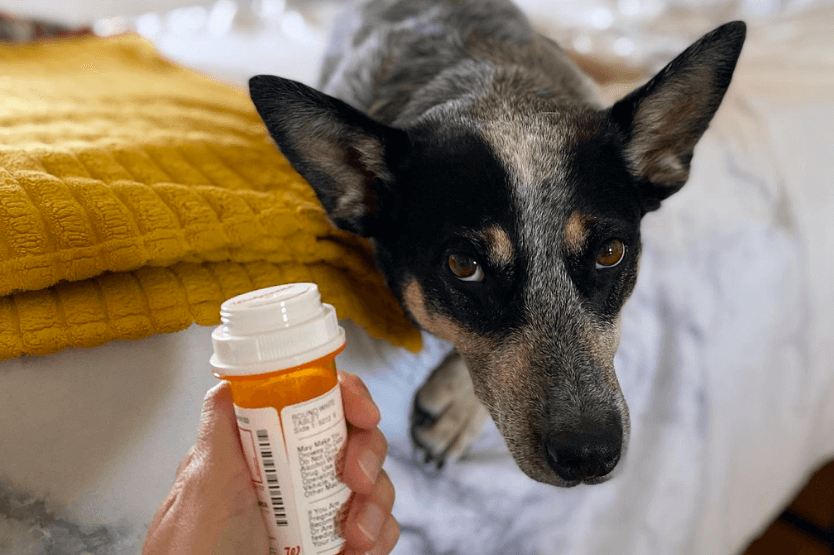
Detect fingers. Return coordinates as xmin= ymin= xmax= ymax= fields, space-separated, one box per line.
xmin=339 ymin=372 xmax=399 ymax=553
xmin=366 ymin=517 xmax=400 ymax=555
xmin=343 ymin=470 xmax=398 ymax=552
xmin=344 ymin=518 xmax=400 ymax=555
xmin=341 ymin=427 xmax=388 ymax=495
xmin=340 ymin=371 xmax=381 ymax=430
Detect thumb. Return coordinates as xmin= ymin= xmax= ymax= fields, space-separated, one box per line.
xmin=193 ymin=381 xmax=245 ymax=468
xmin=189 ymin=382 xmax=265 ymax=523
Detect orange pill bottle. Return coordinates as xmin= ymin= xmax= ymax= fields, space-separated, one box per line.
xmin=211 ymin=283 xmax=348 ymax=555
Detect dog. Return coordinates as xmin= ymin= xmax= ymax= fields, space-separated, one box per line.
xmin=248 ymin=0 xmax=745 ymax=487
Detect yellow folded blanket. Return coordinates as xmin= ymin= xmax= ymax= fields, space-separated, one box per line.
xmin=0 ymin=34 xmax=421 ymax=360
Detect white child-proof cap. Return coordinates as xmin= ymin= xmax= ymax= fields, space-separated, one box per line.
xmin=210 ymin=283 xmax=345 ymax=375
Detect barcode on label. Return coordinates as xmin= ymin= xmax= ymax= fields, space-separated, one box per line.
xmin=257 ymin=429 xmax=288 ymax=527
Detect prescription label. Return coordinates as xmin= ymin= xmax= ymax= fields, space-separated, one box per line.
xmin=234 ymin=383 xmax=349 ymax=555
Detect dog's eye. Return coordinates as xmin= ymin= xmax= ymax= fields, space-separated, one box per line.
xmin=595 ymin=239 xmax=626 ymax=269
xmin=448 ymin=253 xmax=484 ymax=282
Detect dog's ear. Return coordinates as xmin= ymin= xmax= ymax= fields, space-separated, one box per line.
xmin=249 ymin=75 xmax=407 ymax=237
xmin=609 ymin=21 xmax=746 ymax=212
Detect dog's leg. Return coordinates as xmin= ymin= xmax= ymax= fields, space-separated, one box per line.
xmin=410 ymin=350 xmax=490 ymax=467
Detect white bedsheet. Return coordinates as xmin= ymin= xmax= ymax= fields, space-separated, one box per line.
xmin=0 ymin=2 xmax=832 ymax=554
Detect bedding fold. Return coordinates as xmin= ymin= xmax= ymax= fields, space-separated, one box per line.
xmin=0 ymin=34 xmax=421 ymax=359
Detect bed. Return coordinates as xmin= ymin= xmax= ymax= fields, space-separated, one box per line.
xmin=1 ymin=1 xmax=832 ymax=554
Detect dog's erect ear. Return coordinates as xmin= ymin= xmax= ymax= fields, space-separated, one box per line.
xmin=249 ymin=75 xmax=407 ymax=236
xmin=609 ymin=21 xmax=746 ymax=212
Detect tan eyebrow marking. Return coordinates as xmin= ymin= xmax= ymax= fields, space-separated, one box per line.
xmin=563 ymin=212 xmax=594 ymax=253
xmin=483 ymin=226 xmax=514 ymax=266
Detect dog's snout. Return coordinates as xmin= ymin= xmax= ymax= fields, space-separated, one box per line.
xmin=544 ymin=421 xmax=622 ymax=482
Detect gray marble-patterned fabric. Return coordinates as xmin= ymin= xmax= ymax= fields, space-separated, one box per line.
xmin=0 ymin=480 xmax=140 ymax=555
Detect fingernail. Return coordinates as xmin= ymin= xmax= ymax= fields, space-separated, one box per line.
xmin=357 ymin=502 xmax=385 ymax=542
xmin=364 ymin=517 xmax=398 ymax=555
xmin=358 ymin=450 xmax=381 ymax=484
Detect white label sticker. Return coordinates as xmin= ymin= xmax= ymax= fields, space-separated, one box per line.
xmin=282 ymin=386 xmax=351 ymax=554
xmin=234 ymin=384 xmax=349 ymax=555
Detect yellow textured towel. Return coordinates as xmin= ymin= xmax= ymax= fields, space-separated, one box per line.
xmin=0 ymin=34 xmax=421 ymax=360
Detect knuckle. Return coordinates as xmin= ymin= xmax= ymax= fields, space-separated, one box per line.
xmin=371 ymin=427 xmax=388 ymax=456
xmin=176 ymin=448 xmax=195 ymax=476
xmin=383 ymin=517 xmax=401 ymax=551
xmin=374 ymin=470 xmax=396 ymax=511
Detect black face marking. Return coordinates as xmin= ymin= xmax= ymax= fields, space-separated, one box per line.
xmin=374 ymin=124 xmax=527 ymax=338
xmin=561 ymin=121 xmax=644 ymax=321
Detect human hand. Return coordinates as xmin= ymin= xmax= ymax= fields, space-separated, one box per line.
xmin=143 ymin=372 xmax=398 ymax=555
xmin=337 ymin=371 xmax=400 ymax=555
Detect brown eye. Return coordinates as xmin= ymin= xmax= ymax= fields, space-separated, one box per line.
xmin=448 ymin=253 xmax=484 ymax=282
xmin=595 ymin=239 xmax=626 ymax=269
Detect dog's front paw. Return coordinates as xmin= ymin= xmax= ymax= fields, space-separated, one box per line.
xmin=410 ymin=351 xmax=489 ymax=468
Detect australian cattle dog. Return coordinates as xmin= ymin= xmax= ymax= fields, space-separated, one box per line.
xmin=248 ymin=0 xmax=746 ymax=486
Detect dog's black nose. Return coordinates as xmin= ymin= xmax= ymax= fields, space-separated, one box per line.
xmin=545 ymin=422 xmax=622 ymax=482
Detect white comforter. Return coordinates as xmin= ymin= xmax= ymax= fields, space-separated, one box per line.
xmin=0 ymin=2 xmax=831 ymax=554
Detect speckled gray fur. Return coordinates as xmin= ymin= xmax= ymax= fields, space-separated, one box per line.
xmin=318 ymin=0 xmax=601 ymax=127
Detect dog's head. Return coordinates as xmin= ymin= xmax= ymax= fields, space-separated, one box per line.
xmin=249 ymin=22 xmax=745 ymax=486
